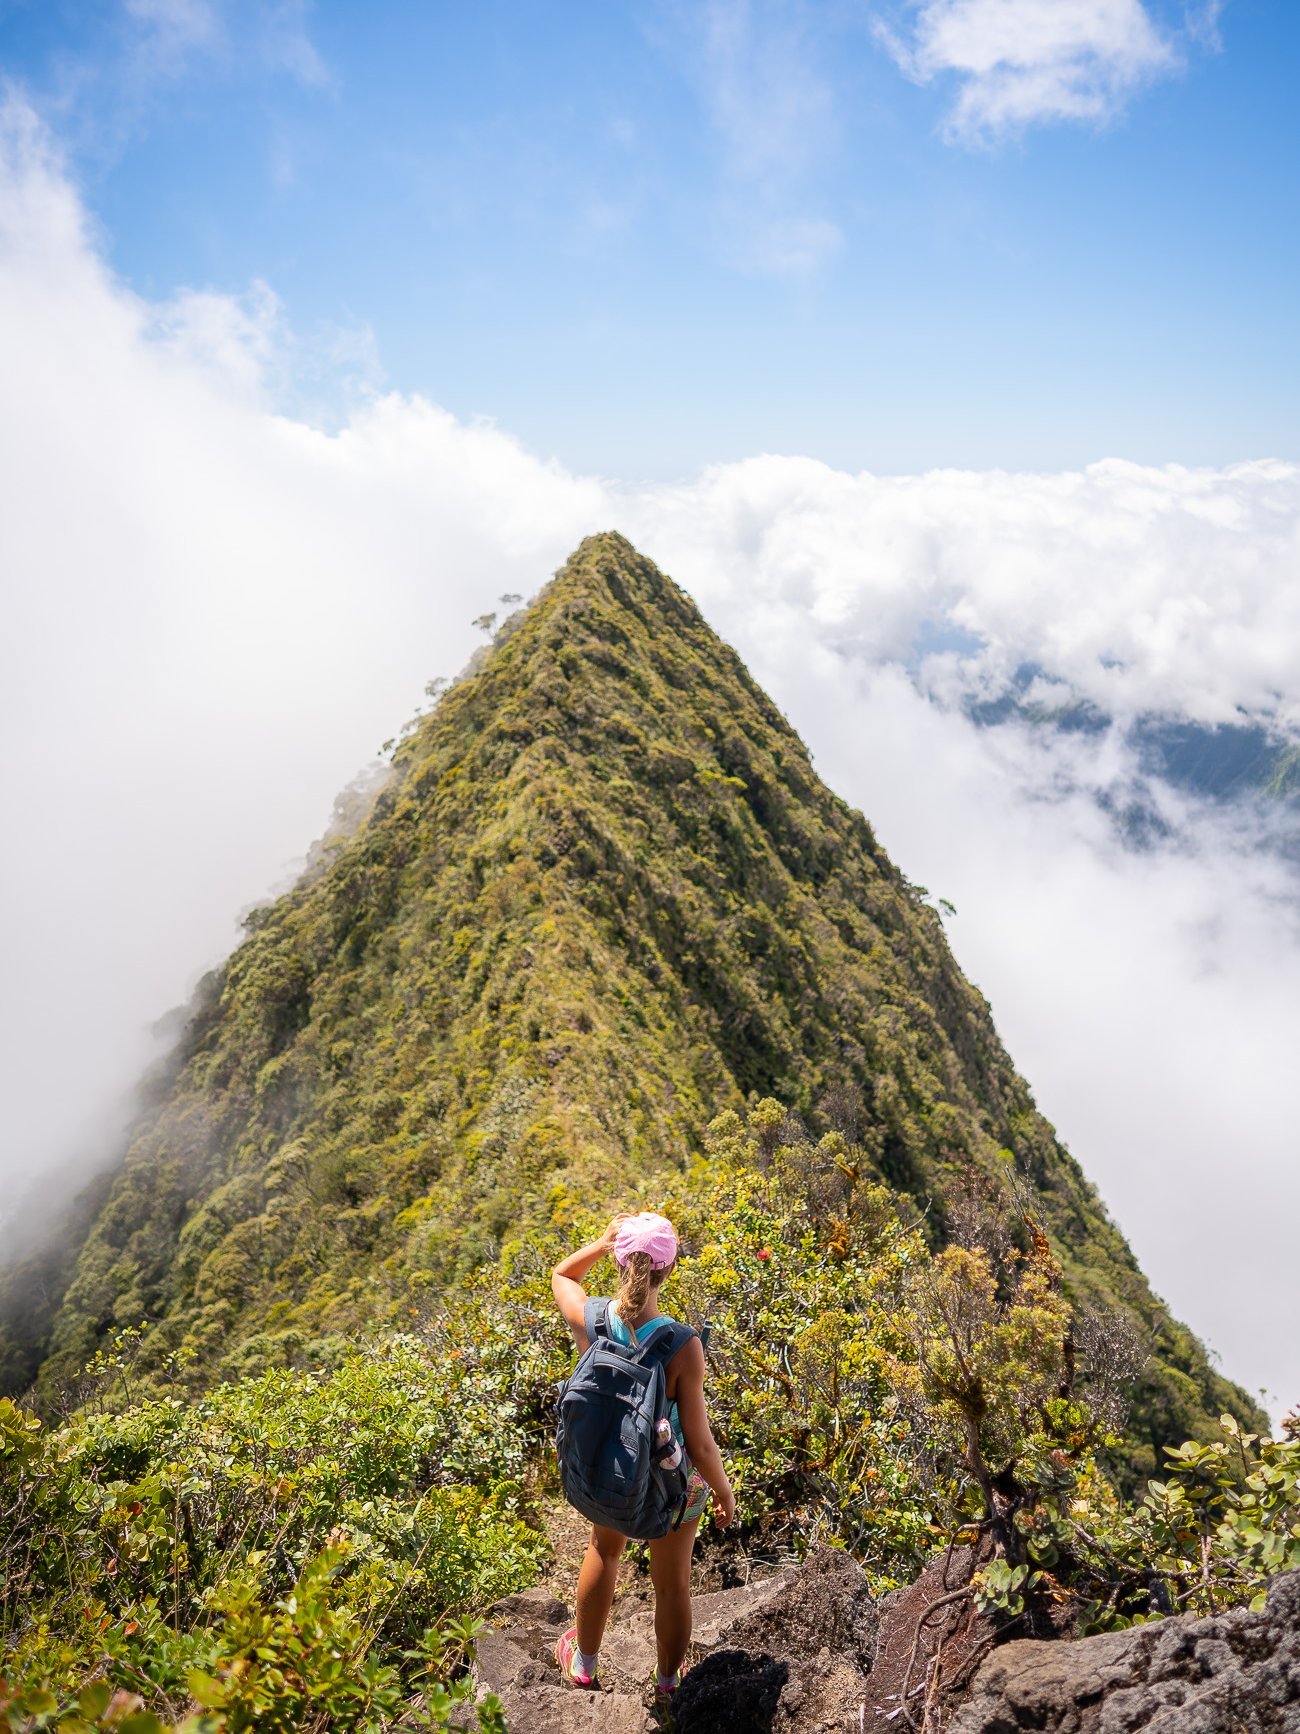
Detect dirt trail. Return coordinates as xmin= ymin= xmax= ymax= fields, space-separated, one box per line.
xmin=474 ymin=1544 xmax=876 ymax=1733
xmin=476 ymin=1550 xmax=1300 ymax=1733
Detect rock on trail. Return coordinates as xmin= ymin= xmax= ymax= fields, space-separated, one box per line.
xmin=474 ymin=1544 xmax=877 ymax=1732
xmin=951 ymin=1565 xmax=1300 ymax=1733
xmin=477 ymin=1554 xmax=1300 ymax=1732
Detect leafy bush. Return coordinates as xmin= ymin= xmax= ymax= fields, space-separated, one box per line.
xmin=0 ymin=1339 xmax=538 ymax=1730
xmin=653 ymin=1113 xmax=943 ymax=1586
xmin=675 ymin=1110 xmax=1298 ymax=1635
xmin=1052 ymin=1410 xmax=1300 ymax=1628
xmin=1144 ymin=1412 xmax=1300 ymax=1605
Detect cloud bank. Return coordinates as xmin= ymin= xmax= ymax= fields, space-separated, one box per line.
xmin=2 ymin=101 xmax=1296 ymax=1416
xmin=627 ymin=453 xmax=1300 ymax=730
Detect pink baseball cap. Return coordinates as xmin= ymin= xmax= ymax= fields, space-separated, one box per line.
xmin=614 ymin=1211 xmax=679 ymax=1271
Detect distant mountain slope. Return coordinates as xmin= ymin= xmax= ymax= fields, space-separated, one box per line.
xmin=1 ymin=533 xmax=1261 ymax=1469
xmin=968 ymin=663 xmax=1300 ymax=847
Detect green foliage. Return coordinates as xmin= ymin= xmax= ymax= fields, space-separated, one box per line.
xmin=657 ymin=1117 xmax=942 ymax=1586
xmin=3 ymin=1097 xmax=1296 ymax=1726
xmin=1074 ymin=1411 xmax=1300 ymax=1624
xmin=968 ymin=1405 xmax=1300 ymax=1634
xmin=0 ymin=1677 xmax=217 ymax=1734
xmin=181 ymin=1576 xmax=506 ymax=1734
xmin=971 ymin=1557 xmax=1040 ymax=1620
xmin=0 ymin=1341 xmax=538 ymax=1730
xmin=887 ymin=1234 xmax=1085 ymax=1525
xmin=683 ymin=1112 xmax=1297 ymax=1637
xmin=1145 ymin=1413 xmax=1300 ymax=1605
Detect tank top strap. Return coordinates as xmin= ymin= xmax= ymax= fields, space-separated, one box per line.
xmin=606 ymin=1304 xmax=678 ymax=1346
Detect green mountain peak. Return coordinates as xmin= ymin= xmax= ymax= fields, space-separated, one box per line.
xmin=1 ymin=533 xmax=1261 ymax=1472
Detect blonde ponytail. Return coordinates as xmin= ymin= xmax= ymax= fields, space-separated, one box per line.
xmin=614 ymin=1251 xmax=653 ymax=1324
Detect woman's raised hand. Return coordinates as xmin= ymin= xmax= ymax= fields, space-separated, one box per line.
xmin=600 ymin=1213 xmax=630 ymax=1253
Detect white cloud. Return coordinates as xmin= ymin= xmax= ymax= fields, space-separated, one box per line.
xmin=660 ymin=0 xmax=844 ymax=277
xmin=124 ymin=0 xmax=222 ymax=60
xmin=628 ymin=454 xmax=1300 ymax=730
xmin=149 ymin=279 xmax=284 ymax=400
xmin=2 ymin=102 xmax=1297 ymax=1420
xmin=876 ymin=0 xmax=1183 ymax=141
xmin=147 ymin=278 xmax=385 ymax=422
xmin=115 ymin=0 xmax=329 ymax=100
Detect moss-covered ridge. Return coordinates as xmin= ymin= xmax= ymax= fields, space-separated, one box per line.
xmin=2 ymin=532 xmax=1261 ymax=1467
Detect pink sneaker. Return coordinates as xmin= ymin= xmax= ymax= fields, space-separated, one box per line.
xmin=555 ymin=1626 xmax=599 ymax=1689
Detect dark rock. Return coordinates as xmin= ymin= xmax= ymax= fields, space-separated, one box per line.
xmin=950 ymin=1567 xmax=1300 ymax=1733
xmin=475 ymin=1550 xmax=1300 ymax=1732
xmin=723 ymin=1544 xmax=879 ymax=1676
xmin=670 ymin=1649 xmax=788 ymax=1733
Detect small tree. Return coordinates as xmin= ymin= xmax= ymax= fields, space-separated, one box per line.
xmin=890 ymin=1230 xmax=1078 ymax=1550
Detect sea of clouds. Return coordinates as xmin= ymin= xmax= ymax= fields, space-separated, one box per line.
xmin=2 ymin=100 xmax=1296 ymax=1418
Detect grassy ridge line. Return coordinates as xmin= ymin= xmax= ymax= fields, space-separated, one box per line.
xmin=1 ymin=533 xmax=1262 ymax=1470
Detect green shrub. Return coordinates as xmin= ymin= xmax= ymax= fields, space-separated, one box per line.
xmin=0 ymin=1345 xmax=538 ymax=1730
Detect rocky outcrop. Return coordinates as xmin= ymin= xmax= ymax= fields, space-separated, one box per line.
xmin=474 ymin=1544 xmax=877 ymax=1732
xmin=478 ymin=1556 xmax=1300 ymax=1732
xmin=951 ymin=1567 xmax=1300 ymax=1733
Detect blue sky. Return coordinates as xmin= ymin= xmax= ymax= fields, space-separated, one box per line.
xmin=3 ymin=0 xmax=1296 ymax=477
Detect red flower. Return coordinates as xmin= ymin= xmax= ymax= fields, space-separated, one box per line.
xmin=757 ymin=1248 xmax=771 ymax=1261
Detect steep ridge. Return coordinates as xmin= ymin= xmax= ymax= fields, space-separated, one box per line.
xmin=1 ymin=533 xmax=1260 ymax=1462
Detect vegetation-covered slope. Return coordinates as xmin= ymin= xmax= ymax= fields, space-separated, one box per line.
xmin=1 ymin=533 xmax=1260 ymax=1470
xmin=5 ymin=1106 xmax=1296 ymax=1734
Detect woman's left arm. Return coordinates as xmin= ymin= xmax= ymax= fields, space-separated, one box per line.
xmin=551 ymin=1215 xmax=627 ymax=1350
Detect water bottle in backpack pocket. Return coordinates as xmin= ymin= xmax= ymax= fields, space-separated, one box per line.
xmin=556 ymin=1298 xmax=696 ymax=1540
xmin=655 ymin=1416 xmax=683 ymax=1470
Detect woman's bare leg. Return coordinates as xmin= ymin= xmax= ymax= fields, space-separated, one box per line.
xmin=575 ymin=1525 xmax=627 ymax=1655
xmin=647 ymin=1519 xmax=700 ymax=1679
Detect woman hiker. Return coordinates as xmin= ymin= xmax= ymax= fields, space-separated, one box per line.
xmin=550 ymin=1210 xmax=736 ymax=1700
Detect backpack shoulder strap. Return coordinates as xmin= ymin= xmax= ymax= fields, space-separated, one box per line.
xmin=636 ymin=1318 xmax=697 ymax=1366
xmin=583 ymin=1297 xmax=612 ymax=1344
